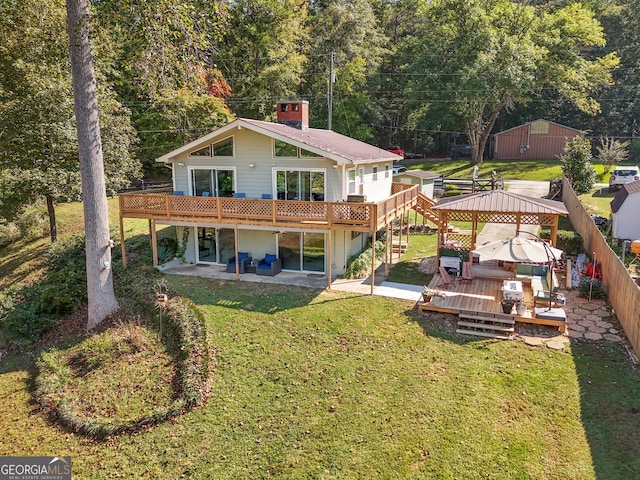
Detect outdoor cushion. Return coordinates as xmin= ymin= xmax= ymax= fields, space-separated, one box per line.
xmin=265 ymin=253 xmax=277 ymax=264
xmin=532 ymin=265 xmax=548 ymax=276
xmin=516 ymin=264 xmax=533 ymax=276
xmin=238 ymin=252 xmax=249 ymax=260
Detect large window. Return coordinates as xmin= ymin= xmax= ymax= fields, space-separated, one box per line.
xmin=191 ymin=168 xmax=234 ymax=197
xmin=276 ymin=169 xmax=325 ymax=201
xmin=274 ymin=140 xmax=321 ymax=158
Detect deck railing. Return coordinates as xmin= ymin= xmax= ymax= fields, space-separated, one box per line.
xmin=119 ymin=183 xmax=419 ymax=232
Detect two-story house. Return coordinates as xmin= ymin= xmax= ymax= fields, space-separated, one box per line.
xmin=119 ymin=101 xmax=432 ymax=285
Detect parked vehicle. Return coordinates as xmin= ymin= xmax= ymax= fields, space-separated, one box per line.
xmin=392 ymin=165 xmax=407 ymax=174
xmin=609 ymin=166 xmax=640 ymax=192
xmin=450 ymin=144 xmax=472 ymax=160
xmin=387 ymin=145 xmax=404 ymax=157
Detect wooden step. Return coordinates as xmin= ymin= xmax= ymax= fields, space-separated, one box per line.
xmin=457 ymin=321 xmax=515 ymax=333
xmin=459 ymin=313 xmax=515 ymax=325
xmin=455 ymin=328 xmax=512 ymax=340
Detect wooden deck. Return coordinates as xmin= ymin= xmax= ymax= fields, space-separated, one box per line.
xmin=419 ymin=264 xmax=567 ymax=332
xmin=118 ymin=183 xmax=422 ymax=233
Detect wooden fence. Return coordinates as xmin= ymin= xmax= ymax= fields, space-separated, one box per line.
xmin=562 ymin=176 xmax=640 ymax=356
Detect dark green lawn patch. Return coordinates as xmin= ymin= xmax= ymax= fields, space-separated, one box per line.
xmin=35 ymin=297 xmax=210 ymax=439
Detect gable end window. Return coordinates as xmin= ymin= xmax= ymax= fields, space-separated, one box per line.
xmin=189 ymin=137 xmax=234 ymax=157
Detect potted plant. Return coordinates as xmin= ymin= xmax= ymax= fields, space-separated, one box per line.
xmin=501 ymin=299 xmax=515 ymax=314
xmin=423 ymin=287 xmax=445 ymax=304
xmin=515 ymin=299 xmax=527 ymax=316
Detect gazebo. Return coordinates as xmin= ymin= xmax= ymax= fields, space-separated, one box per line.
xmin=430 ymin=190 xmax=569 ymax=252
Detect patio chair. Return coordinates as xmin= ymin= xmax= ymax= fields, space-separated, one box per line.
xmin=261 ymin=193 xmax=272 ymax=199
xmin=256 ymin=253 xmax=282 ymax=276
xmin=462 ymin=261 xmax=473 ymax=281
xmin=202 ymin=191 xmax=210 ymax=197
xmin=438 ymin=266 xmax=453 ymax=286
xmin=234 ymin=192 xmax=246 ymax=198
xmin=172 ymin=190 xmax=184 ymax=196
xmin=226 ymin=252 xmax=251 ymax=273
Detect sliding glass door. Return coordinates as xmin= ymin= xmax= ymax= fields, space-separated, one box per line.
xmin=191 ymin=168 xmax=234 ymax=197
xmin=278 ymin=232 xmax=325 ymax=272
xmin=195 ymin=227 xmax=235 ymax=264
xmin=276 ymin=169 xmax=325 ymax=201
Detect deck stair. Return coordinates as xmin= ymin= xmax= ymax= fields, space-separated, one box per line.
xmin=456 ymin=310 xmax=515 ymax=340
xmin=413 ymin=193 xmax=440 ymax=226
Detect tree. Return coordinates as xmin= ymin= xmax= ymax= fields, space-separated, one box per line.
xmin=0 ymin=0 xmax=140 ymax=242
xmin=401 ymin=0 xmax=619 ymax=163
xmin=66 ymin=0 xmax=119 ymax=328
xmin=561 ymin=136 xmax=596 ymax=195
xmin=597 ymin=136 xmax=629 ymax=174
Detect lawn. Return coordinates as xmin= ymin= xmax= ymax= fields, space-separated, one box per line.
xmin=2 ymin=179 xmax=640 ymax=478
xmin=2 ymin=279 xmax=640 ymax=478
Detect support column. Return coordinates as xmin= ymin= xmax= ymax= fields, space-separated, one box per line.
xmin=327 ymin=230 xmax=333 ymax=290
xmin=151 ymin=220 xmax=158 ymax=267
xmin=233 ymin=224 xmax=240 ymax=280
xmin=370 ymin=232 xmax=375 ymax=295
xmin=119 ymin=214 xmax=127 ymax=269
xmin=385 ymin=223 xmax=390 ymax=276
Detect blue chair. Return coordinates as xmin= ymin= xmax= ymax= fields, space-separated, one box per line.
xmin=234 ymin=192 xmax=246 ymax=198
xmin=226 ymin=252 xmax=251 ymax=273
xmin=261 ymin=193 xmax=272 ymax=199
xmin=202 ymin=191 xmax=210 ymax=197
xmin=172 ymin=190 xmax=184 ymax=196
xmin=257 ymin=254 xmax=281 ymax=276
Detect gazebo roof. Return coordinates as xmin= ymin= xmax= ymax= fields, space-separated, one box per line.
xmin=431 ymin=190 xmax=568 ymax=215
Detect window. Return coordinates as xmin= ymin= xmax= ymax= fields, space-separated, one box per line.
xmin=274 ymin=139 xmax=298 ymax=157
xmin=212 ymin=138 xmax=233 ymax=156
xmin=347 ymin=169 xmax=356 ymax=195
xmin=191 ymin=145 xmax=211 ymax=157
xmin=385 ymin=164 xmax=390 ymax=178
xmin=280 ymin=103 xmax=289 ymax=112
xmin=189 ymin=137 xmax=234 ymax=157
xmin=372 ymin=166 xmax=378 ymax=181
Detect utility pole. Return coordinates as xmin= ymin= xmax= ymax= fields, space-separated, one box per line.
xmin=327 ymin=52 xmax=335 ymax=130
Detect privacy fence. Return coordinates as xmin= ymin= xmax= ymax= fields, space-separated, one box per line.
xmin=562 ymin=177 xmax=640 ymax=356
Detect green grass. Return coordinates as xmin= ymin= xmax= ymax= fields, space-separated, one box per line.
xmin=387 ymin=231 xmax=438 ymax=285
xmin=2 ymin=280 xmax=640 ymax=478
xmin=404 ymin=159 xmax=618 ymax=183
xmin=40 ymin=323 xmax=177 ymax=424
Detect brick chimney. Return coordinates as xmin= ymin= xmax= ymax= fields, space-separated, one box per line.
xmin=276 ymin=100 xmax=309 ymax=130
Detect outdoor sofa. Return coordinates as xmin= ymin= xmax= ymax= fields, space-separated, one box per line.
xmin=515 ymin=264 xmax=559 ymax=301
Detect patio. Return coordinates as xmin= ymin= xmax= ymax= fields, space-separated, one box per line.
xmin=418 ymin=264 xmax=568 ymax=334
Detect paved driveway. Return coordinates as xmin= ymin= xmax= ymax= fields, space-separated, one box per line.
xmin=475 ymin=180 xmax=549 ymax=246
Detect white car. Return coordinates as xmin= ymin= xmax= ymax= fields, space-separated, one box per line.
xmin=609 ymin=166 xmax=640 ymax=192
xmin=392 ymin=165 xmax=407 ymax=174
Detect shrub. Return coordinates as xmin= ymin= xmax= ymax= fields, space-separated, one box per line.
xmin=35 ymin=297 xmax=210 ymax=438
xmin=577 ymin=277 xmax=607 ymax=300
xmin=0 ymin=221 xmax=20 ymax=247
xmin=343 ymin=240 xmax=386 ymax=279
xmin=16 ymin=207 xmax=47 ymax=240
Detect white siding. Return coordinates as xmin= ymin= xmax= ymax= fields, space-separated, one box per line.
xmin=613 ymin=194 xmax=640 ymax=240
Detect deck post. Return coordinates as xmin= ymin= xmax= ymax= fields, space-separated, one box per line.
xmin=119 ymin=213 xmax=127 ymax=269
xmin=150 ymin=219 xmax=158 ymax=267
xmin=327 ymin=229 xmax=333 ymax=290
xmin=385 ymin=223 xmax=390 ymax=276
xmin=233 ymin=223 xmax=240 ymax=280
xmin=371 ymin=232 xmax=375 ymax=295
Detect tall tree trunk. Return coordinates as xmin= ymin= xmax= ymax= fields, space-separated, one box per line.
xmin=46 ymin=195 xmax=57 ymax=243
xmin=66 ymin=0 xmax=118 ymax=329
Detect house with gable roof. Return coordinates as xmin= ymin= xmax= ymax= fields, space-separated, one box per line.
xmin=119 ymin=101 xmax=433 ymax=282
xmin=611 ymin=181 xmax=640 ymax=240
